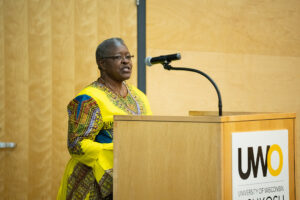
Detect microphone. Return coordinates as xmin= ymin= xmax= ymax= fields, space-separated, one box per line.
xmin=145 ymin=53 xmax=181 ymax=66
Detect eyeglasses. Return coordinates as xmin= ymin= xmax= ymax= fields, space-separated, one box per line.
xmin=101 ymin=55 xmax=134 ymax=61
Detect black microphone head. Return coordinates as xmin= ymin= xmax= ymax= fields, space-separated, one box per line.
xmin=172 ymin=53 xmax=181 ymax=61
xmin=145 ymin=53 xmax=181 ymax=67
xmin=159 ymin=53 xmax=181 ymax=63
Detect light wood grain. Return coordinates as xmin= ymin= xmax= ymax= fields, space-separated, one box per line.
xmin=190 ymin=111 xmax=296 ymax=122
xmin=51 ymin=0 xmax=74 ymax=198
xmin=0 ymin=0 xmax=5 ymax=196
xmin=74 ymin=0 xmax=98 ymax=93
xmin=115 ymin=114 xmax=223 ymax=122
xmin=114 ymin=119 xmax=222 ymax=200
xmin=4 ymin=0 xmax=29 ymax=199
xmin=28 ymin=0 xmax=52 ymax=199
xmin=147 ymin=0 xmax=300 ymax=56
xmin=115 ymin=112 xmax=296 ymax=123
xmin=189 ymin=110 xmax=265 ymax=116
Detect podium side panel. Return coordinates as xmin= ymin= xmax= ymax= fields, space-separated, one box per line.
xmin=114 ymin=120 xmax=222 ymax=200
xmin=222 ymin=118 xmax=295 ymax=200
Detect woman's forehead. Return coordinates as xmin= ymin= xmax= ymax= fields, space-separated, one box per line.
xmin=108 ymin=44 xmax=129 ymax=54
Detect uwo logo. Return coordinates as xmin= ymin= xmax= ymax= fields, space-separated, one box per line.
xmin=238 ymin=144 xmax=283 ymax=179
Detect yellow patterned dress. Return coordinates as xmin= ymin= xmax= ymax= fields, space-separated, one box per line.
xmin=57 ymin=80 xmax=152 ymax=200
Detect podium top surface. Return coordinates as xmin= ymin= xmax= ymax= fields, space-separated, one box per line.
xmin=114 ymin=112 xmax=296 ymax=123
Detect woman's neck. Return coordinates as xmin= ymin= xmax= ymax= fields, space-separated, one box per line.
xmin=99 ymin=76 xmax=127 ymax=97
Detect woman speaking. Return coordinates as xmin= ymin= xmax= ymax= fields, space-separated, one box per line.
xmin=57 ymin=38 xmax=152 ymax=200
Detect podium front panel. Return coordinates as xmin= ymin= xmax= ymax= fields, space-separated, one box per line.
xmin=114 ymin=117 xmax=222 ymax=200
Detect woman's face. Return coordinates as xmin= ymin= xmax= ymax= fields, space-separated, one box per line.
xmin=101 ymin=43 xmax=132 ymax=82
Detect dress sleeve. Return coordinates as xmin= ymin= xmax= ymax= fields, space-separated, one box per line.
xmin=67 ymin=94 xmax=113 ymax=181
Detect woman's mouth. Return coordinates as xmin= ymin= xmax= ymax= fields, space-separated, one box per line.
xmin=121 ymin=66 xmax=131 ymax=73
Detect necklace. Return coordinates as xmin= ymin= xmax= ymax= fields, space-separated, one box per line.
xmin=99 ymin=77 xmax=127 ymax=97
xmin=98 ymin=77 xmax=141 ymax=115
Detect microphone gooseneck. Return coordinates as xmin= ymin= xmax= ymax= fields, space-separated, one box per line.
xmin=146 ymin=54 xmax=223 ymax=116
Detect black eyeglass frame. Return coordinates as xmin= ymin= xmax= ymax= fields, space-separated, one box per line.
xmin=100 ymin=55 xmax=134 ymax=61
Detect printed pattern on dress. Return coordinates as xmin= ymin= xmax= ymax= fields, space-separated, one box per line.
xmin=66 ymin=162 xmax=101 ymax=200
xmin=67 ymin=94 xmax=103 ymax=155
xmin=99 ymin=169 xmax=113 ymax=199
xmin=90 ymin=81 xmax=147 ymax=115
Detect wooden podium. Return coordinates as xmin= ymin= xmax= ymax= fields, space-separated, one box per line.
xmin=113 ymin=112 xmax=296 ymax=200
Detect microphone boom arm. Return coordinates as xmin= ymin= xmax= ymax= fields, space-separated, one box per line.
xmin=162 ymin=62 xmax=223 ymax=116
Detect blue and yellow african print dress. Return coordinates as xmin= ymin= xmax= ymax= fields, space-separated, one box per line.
xmin=57 ymin=80 xmax=152 ymax=200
